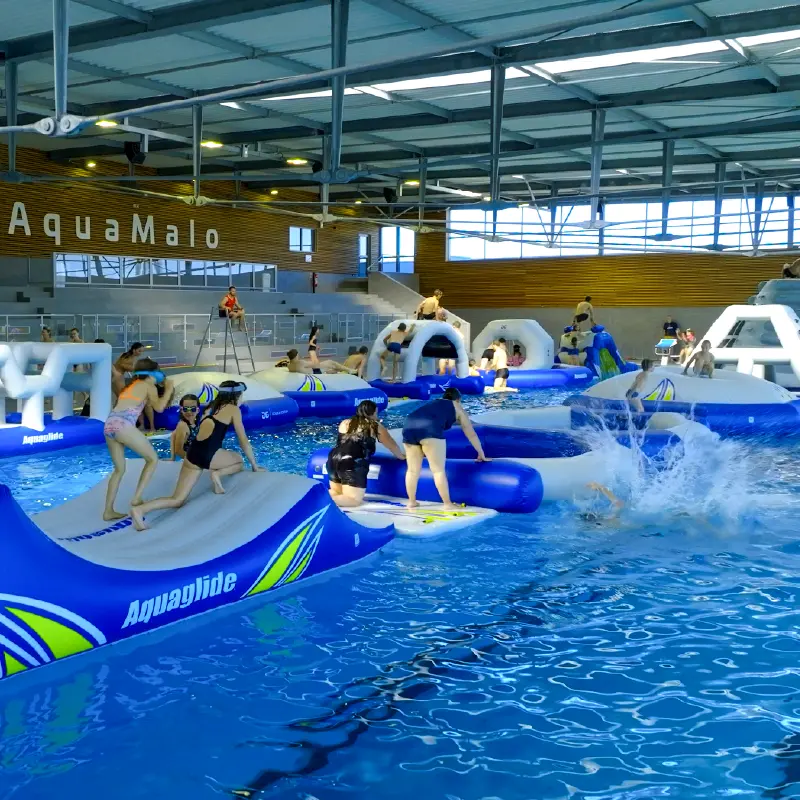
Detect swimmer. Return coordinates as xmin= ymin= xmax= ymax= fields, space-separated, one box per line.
xmin=480 ymin=340 xmax=498 ymax=370
xmin=170 ymin=394 xmax=200 ymax=461
xmin=402 ymin=387 xmax=488 ymax=510
xmin=131 ymin=381 xmax=263 ymax=531
xmin=103 ymin=358 xmax=175 ymax=521
xmin=508 ymin=344 xmax=524 ymax=367
xmin=439 ymin=320 xmax=463 ymax=374
xmin=326 ymin=400 xmax=406 ymax=508
xmin=468 ymin=359 xmax=481 ymax=377
xmin=307 ymin=325 xmax=321 ymax=370
xmin=678 ymin=328 xmax=696 ymax=365
xmin=40 ymin=326 xmax=54 ymax=343
xmin=683 ymin=339 xmax=715 ymax=378
xmin=416 ymin=289 xmax=442 ymax=320
xmin=565 ymin=336 xmax=582 ymax=366
xmin=381 ymin=322 xmax=413 ymax=382
xmin=343 ymin=346 xmax=370 ymax=378
xmin=491 ymin=338 xmax=515 ymax=391
xmin=625 ymin=358 xmax=654 ymax=413
xmin=573 ymin=295 xmax=595 ymax=331
xmin=581 ymin=482 xmax=624 ymax=523
xmin=287 ymin=348 xmax=318 ymax=375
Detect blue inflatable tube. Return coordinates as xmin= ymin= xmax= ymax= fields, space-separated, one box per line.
xmin=566 ymin=395 xmax=800 ymax=437
xmin=0 ymin=416 xmax=106 ymax=458
xmin=307 ymin=448 xmax=543 ymax=513
xmin=156 ymin=395 xmax=299 ymax=431
xmin=285 ymin=387 xmax=388 ymax=418
xmin=370 ymin=380 xmax=432 ymax=401
xmin=0 ymin=480 xmax=393 ymax=682
xmin=480 ymin=366 xmax=593 ymax=390
xmin=416 ymin=375 xmax=486 ymax=395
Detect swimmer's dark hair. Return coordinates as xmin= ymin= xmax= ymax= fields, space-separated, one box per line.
xmin=94 ymin=338 xmax=105 ymax=344
xmin=398 ymin=323 xmax=407 ymax=332
xmin=513 ymin=344 xmax=521 ymax=353
xmin=347 ymin=400 xmax=379 ymax=438
xmin=133 ymin=357 xmax=159 ymax=374
xmin=571 ymin=337 xmax=578 ymax=346
xmin=207 ymin=380 xmax=245 ymax=416
xmin=358 ymin=346 xmax=369 ymax=354
xmin=127 ymin=342 xmax=144 ymax=354
xmin=433 ymin=289 xmax=443 ymax=298
xmin=640 ymin=358 xmax=654 ymax=371
xmin=179 ymin=394 xmax=200 ymax=424
xmin=287 ymin=348 xmax=299 ymax=360
xmin=442 ymin=387 xmax=462 ymax=401
xmin=498 ymin=337 xmax=506 ymax=344
xmin=585 ymin=296 xmax=592 ymax=301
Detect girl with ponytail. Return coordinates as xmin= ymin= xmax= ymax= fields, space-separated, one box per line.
xmin=326 ymin=400 xmax=405 ymax=508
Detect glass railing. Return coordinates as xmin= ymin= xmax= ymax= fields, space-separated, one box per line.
xmin=0 ymin=312 xmax=405 ymax=355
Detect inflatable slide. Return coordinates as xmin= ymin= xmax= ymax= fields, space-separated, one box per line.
xmin=0 ymin=462 xmax=393 ymax=681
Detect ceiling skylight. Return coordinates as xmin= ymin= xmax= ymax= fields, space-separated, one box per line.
xmin=737 ymin=28 xmax=800 ymax=46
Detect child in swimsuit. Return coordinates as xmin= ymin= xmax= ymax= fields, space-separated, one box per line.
xmin=307 ymin=325 xmax=321 ymax=373
xmin=326 ymin=400 xmax=405 ymax=508
xmin=170 ymin=394 xmax=201 ymax=461
xmin=381 ymin=323 xmax=410 ymax=382
xmin=103 ymin=358 xmax=175 ymax=521
xmin=625 ymin=358 xmax=654 ymax=413
xmin=131 ymin=381 xmax=263 ymax=531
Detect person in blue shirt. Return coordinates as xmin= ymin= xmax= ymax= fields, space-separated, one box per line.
xmin=663 ymin=316 xmax=681 ymax=338
xmin=402 ymin=388 xmax=488 ymax=510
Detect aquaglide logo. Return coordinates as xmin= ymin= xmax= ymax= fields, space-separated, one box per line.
xmin=122 ymin=572 xmax=237 ymax=628
xmin=22 ymin=432 xmax=64 ymax=446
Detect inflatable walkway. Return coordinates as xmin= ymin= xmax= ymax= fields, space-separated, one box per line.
xmin=0 ymin=462 xmax=393 ymax=682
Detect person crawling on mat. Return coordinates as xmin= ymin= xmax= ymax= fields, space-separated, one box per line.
xmin=286 ymin=349 xmax=350 ymax=376
xmin=131 ymin=381 xmax=264 ymax=531
xmin=402 ymin=387 xmax=489 ymax=510
xmin=102 ymin=359 xmax=175 ymax=521
xmin=625 ymin=358 xmax=654 ymax=413
xmin=327 ymin=400 xmax=406 ymax=508
xmin=683 ymin=340 xmax=715 ymax=379
xmin=380 ymin=322 xmax=414 ymax=382
xmin=343 ymin=346 xmax=370 ymax=378
xmin=170 ymin=394 xmax=201 ymax=461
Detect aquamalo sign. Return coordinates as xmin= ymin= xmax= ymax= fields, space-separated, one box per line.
xmin=6 ymin=202 xmax=220 ymax=251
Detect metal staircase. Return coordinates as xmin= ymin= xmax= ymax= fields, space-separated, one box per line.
xmin=194 ymin=307 xmax=256 ymax=375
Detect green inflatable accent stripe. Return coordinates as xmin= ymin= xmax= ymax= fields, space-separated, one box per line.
xmin=285 ymin=550 xmax=313 ymax=585
xmin=247 ymin=525 xmax=311 ymax=596
xmin=3 ymin=652 xmax=27 ymax=676
xmin=7 ymin=607 xmax=93 ymax=660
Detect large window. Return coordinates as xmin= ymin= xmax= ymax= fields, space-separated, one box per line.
xmin=55 ymin=255 xmax=278 ymax=290
xmin=380 ymin=226 xmax=415 ymax=273
xmin=358 ymin=233 xmax=371 ymax=276
xmin=289 ymin=226 xmax=315 ymax=253
xmin=447 ymin=195 xmax=796 ymax=260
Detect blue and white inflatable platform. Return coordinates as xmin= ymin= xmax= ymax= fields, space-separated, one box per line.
xmin=0 ymin=461 xmax=394 ymax=682
xmin=155 ymin=371 xmax=299 ymax=431
xmin=250 ymin=368 xmax=388 ymax=417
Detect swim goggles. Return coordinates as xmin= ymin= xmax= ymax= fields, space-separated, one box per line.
xmin=134 ymin=370 xmax=166 ymax=384
xmin=181 ymin=405 xmax=199 ymax=413
xmin=223 ymin=382 xmax=247 ymax=394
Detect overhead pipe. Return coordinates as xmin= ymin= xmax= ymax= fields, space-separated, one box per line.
xmin=589 ymin=109 xmax=605 ymax=226
xmin=752 ymin=178 xmax=764 ymax=251
xmin=329 ymin=0 xmax=349 ymax=175
xmin=660 ymin=139 xmax=674 ymax=238
xmin=64 ymin=0 xmax=702 ymax=128
xmin=192 ymin=104 xmax=203 ymax=199
xmin=789 ymin=193 xmax=796 ymax=250
xmin=53 ymin=0 xmax=69 ymax=119
xmin=418 ymin=158 xmax=427 ymax=227
xmin=710 ymin=161 xmax=727 ymax=250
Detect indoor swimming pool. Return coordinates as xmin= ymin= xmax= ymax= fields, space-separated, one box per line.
xmin=1 ymin=388 xmax=800 ymax=800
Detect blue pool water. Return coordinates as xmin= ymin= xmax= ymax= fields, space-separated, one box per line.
xmin=2 ymin=388 xmax=800 ymax=800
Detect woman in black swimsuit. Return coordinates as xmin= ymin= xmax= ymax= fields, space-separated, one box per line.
xmin=131 ymin=381 xmax=263 ymax=530
xmin=327 ymin=400 xmax=405 ymax=508
xmin=307 ymin=325 xmax=323 ymax=374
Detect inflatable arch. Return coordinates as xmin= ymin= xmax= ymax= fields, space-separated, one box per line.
xmin=365 ymin=320 xmax=469 ymax=384
xmin=471 ymin=320 xmax=554 ymax=370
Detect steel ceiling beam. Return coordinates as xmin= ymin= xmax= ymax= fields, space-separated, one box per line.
xmin=4 ymin=0 xmax=329 ymax=62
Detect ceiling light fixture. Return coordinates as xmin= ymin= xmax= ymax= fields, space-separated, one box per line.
xmin=95 ymin=120 xmax=118 ymax=128
xmin=616 ymin=168 xmax=630 ymax=175
xmin=200 ymin=140 xmax=224 ymax=149
xmin=286 ymin=157 xmax=308 ymax=165
xmin=482 ymin=194 xmax=492 ymax=202
xmin=270 ymin=189 xmax=279 ymax=196
xmin=404 ymin=179 xmax=420 ymax=186
xmin=86 ymin=161 xmax=97 ymax=169
xmin=355 ymin=199 xmax=363 ymax=204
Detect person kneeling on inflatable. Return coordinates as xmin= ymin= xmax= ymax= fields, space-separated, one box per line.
xmin=131 ymin=381 xmax=264 ymax=531
xmin=402 ymin=388 xmax=489 ymax=510
xmin=327 ymin=400 xmax=406 ymax=508
xmin=683 ymin=340 xmax=715 ymax=378
xmin=170 ymin=394 xmax=201 ymax=461
xmin=625 ymin=359 xmax=654 ymax=413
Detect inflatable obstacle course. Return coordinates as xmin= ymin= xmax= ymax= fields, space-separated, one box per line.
xmin=0 ymin=461 xmax=393 ymax=682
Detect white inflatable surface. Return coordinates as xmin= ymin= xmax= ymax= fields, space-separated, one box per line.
xmin=250 ymin=368 xmax=369 ymax=393
xmin=584 ymin=366 xmax=794 ymax=405
xmin=472 ymin=319 xmax=554 ymax=370
xmin=33 ymin=461 xmax=314 ymax=571
xmin=348 ymin=497 xmax=497 ymax=536
xmin=171 ymin=371 xmax=284 ymax=405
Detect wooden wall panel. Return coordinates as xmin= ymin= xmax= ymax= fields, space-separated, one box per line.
xmin=0 ymin=144 xmax=380 ymax=273
xmin=415 ymin=231 xmax=789 ymax=307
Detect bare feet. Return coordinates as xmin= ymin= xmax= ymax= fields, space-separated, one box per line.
xmin=130 ymin=506 xmax=148 ymax=531
xmin=406 ymin=500 xmax=418 ymax=509
xmin=103 ymin=510 xmax=126 ymax=522
xmin=443 ymin=503 xmax=460 ymax=512
xmin=211 ymin=475 xmax=226 ymax=495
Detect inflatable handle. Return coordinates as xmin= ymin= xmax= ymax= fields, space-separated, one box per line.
xmin=307 ymin=449 xmax=543 ymax=513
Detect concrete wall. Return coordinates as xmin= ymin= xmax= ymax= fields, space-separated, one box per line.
xmin=453 ymin=306 xmax=726 ymax=361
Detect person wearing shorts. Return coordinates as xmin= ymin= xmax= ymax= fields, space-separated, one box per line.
xmin=381 ymin=323 xmax=412 ymax=382
xmin=326 ymin=400 xmax=405 ymax=508
xmin=626 ymin=358 xmax=653 ymax=413
xmin=574 ymin=296 xmax=595 ymax=330
xmin=416 ymin=289 xmax=443 ymax=320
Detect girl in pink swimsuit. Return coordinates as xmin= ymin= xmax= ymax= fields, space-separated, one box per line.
xmin=103 ymin=358 xmax=174 ymax=522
